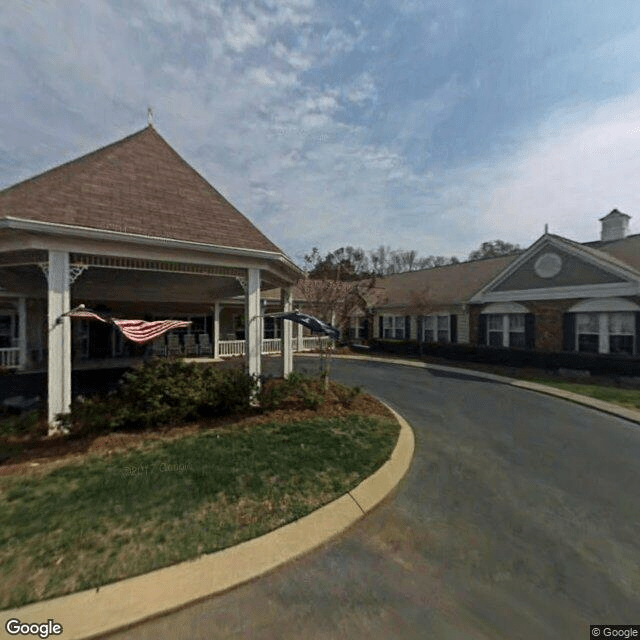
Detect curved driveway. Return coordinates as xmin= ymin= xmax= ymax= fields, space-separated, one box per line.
xmin=108 ymin=357 xmax=640 ymax=640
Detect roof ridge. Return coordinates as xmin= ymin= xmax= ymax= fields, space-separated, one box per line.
xmin=0 ymin=127 xmax=150 ymax=197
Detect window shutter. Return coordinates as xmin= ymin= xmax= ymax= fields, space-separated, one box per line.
xmin=417 ymin=316 xmax=423 ymax=343
xmin=478 ymin=314 xmax=487 ymax=345
xmin=636 ymin=312 xmax=640 ymax=356
xmin=563 ymin=313 xmax=576 ymax=351
xmin=450 ymin=314 xmax=457 ymax=344
xmin=379 ymin=316 xmax=383 ymax=338
xmin=525 ymin=313 xmax=535 ymax=349
xmin=405 ymin=316 xmax=411 ymax=339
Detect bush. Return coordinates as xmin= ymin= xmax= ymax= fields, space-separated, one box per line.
xmin=62 ymin=360 xmax=258 ymax=435
xmin=257 ymin=371 xmax=326 ymax=411
xmin=370 ymin=339 xmax=640 ymax=376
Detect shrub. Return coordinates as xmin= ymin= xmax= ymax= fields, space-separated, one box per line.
xmin=62 ymin=360 xmax=257 ymax=435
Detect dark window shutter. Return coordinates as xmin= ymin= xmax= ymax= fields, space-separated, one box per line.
xmin=563 ymin=313 xmax=576 ymax=351
xmin=363 ymin=318 xmax=370 ymax=339
xmin=379 ymin=316 xmax=383 ymax=338
xmin=478 ymin=314 xmax=487 ymax=345
xmin=525 ymin=313 xmax=535 ymax=349
xmin=450 ymin=314 xmax=457 ymax=344
xmin=405 ymin=315 xmax=411 ymax=339
xmin=635 ymin=312 xmax=640 ymax=356
xmin=417 ymin=316 xmax=423 ymax=343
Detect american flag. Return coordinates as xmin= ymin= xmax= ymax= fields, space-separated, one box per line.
xmin=67 ymin=306 xmax=191 ymax=344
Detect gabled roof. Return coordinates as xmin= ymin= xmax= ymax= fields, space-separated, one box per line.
xmin=0 ymin=126 xmax=282 ymax=254
xmin=583 ymin=233 xmax=640 ymax=271
xmin=546 ymin=233 xmax=640 ymax=278
xmin=371 ymin=254 xmax=520 ymax=312
xmin=469 ymin=232 xmax=640 ymax=303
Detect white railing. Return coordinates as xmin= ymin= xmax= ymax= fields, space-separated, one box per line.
xmin=303 ymin=336 xmax=330 ymax=350
xmin=0 ymin=348 xmax=20 ymax=369
xmin=216 ymin=336 xmax=331 ymax=358
xmin=218 ymin=339 xmax=246 ymax=357
xmin=262 ymin=338 xmax=282 ymax=354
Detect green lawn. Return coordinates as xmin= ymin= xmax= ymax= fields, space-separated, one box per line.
xmin=0 ymin=414 xmax=399 ymax=609
xmin=526 ymin=379 xmax=640 ymax=410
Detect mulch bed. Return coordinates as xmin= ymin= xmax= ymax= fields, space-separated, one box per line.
xmin=0 ymin=385 xmax=393 ymax=478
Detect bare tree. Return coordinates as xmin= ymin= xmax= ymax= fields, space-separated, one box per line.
xmin=297 ymin=270 xmax=376 ymax=390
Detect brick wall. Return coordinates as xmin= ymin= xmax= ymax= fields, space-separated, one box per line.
xmin=469 ymin=297 xmax=640 ymax=351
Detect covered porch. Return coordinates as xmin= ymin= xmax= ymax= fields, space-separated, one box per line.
xmin=0 ymin=228 xmax=302 ymax=433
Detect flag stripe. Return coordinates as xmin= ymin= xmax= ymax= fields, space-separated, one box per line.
xmin=67 ymin=310 xmax=109 ymax=323
xmin=112 ymin=319 xmax=192 ymax=344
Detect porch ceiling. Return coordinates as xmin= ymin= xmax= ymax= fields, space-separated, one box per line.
xmin=0 ymin=248 xmax=291 ymax=301
xmin=0 ymin=264 xmax=247 ymax=303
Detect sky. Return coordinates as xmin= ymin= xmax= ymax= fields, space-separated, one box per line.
xmin=2 ymin=1 xmax=640 ymax=267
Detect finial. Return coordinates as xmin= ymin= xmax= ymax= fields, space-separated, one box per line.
xmin=544 ymin=223 xmax=549 ymax=234
xmin=147 ymin=107 xmax=153 ymax=127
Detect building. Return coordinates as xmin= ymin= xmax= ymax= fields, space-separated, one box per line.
xmin=0 ymin=126 xmax=305 ymax=430
xmin=370 ymin=209 xmax=640 ymax=358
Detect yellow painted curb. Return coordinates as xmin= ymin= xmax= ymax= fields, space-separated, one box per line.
xmin=1 ymin=404 xmax=414 ymax=640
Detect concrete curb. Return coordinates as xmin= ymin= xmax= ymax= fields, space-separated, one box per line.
xmin=310 ymin=353 xmax=640 ymax=426
xmin=1 ymin=405 xmax=415 ymax=640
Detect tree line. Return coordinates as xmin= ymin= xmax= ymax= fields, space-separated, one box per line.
xmin=303 ymin=240 xmax=523 ymax=280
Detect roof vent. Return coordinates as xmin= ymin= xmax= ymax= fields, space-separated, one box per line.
xmin=599 ymin=208 xmax=630 ymax=241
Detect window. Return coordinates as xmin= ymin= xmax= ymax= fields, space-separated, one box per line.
xmin=0 ymin=314 xmax=15 ymax=349
xmin=509 ymin=314 xmax=526 ymax=348
xmin=423 ymin=316 xmax=435 ymax=342
xmin=609 ymin=312 xmax=634 ymax=355
xmin=577 ymin=312 xmax=635 ymax=355
xmin=486 ymin=313 xmax=527 ymax=348
xmin=487 ymin=314 xmax=503 ymax=347
xmin=437 ymin=315 xmax=449 ymax=343
xmin=576 ymin=313 xmax=599 ymax=353
xmin=383 ymin=316 xmax=405 ymax=339
xmin=263 ymin=317 xmax=280 ymax=339
xmin=351 ymin=316 xmax=367 ymax=339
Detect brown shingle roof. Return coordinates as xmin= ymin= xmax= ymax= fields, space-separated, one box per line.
xmin=0 ymin=126 xmax=283 ymax=253
xmin=582 ymin=234 xmax=640 ymax=272
xmin=372 ymin=254 xmax=519 ymax=312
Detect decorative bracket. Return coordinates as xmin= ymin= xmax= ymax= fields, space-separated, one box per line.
xmin=235 ymin=276 xmax=247 ymax=293
xmin=38 ymin=263 xmax=88 ymax=285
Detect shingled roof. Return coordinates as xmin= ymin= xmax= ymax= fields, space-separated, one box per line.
xmin=372 ymin=254 xmax=520 ymax=312
xmin=0 ymin=126 xmax=282 ymax=253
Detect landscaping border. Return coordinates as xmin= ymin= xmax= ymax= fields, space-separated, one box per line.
xmin=0 ymin=403 xmax=415 ymax=640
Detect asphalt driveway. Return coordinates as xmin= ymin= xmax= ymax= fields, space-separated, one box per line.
xmin=106 ymin=357 xmax=640 ymax=639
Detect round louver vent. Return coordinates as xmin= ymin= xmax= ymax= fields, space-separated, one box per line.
xmin=534 ymin=252 xmax=562 ymax=278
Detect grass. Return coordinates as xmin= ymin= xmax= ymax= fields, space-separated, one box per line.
xmin=361 ymin=349 xmax=640 ymax=412
xmin=526 ymin=378 xmax=640 ymax=410
xmin=0 ymin=413 xmax=399 ymax=609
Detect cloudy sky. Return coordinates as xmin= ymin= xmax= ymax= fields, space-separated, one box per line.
xmin=2 ymin=1 xmax=640 ymax=266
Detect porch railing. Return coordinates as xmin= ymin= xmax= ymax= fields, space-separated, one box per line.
xmin=0 ymin=348 xmax=20 ymax=369
xmin=216 ymin=336 xmax=330 ymax=358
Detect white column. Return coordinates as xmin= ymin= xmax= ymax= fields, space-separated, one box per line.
xmin=213 ymin=302 xmax=220 ymax=359
xmin=17 ymin=297 xmax=27 ymax=371
xmin=281 ymin=288 xmax=293 ymax=377
xmin=297 ymin=321 xmax=303 ymax=352
xmin=47 ymin=250 xmax=71 ymax=432
xmin=245 ymin=268 xmax=261 ymax=379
